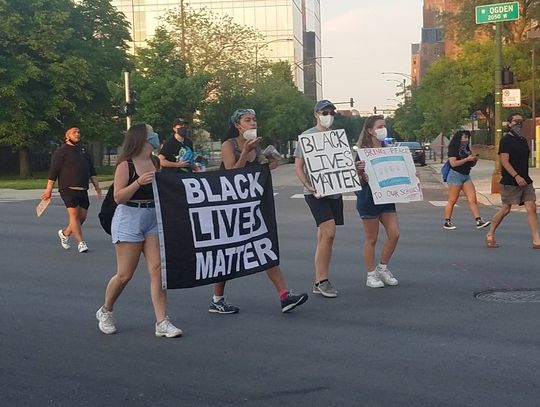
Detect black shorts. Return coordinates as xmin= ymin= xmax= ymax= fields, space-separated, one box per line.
xmin=60 ymin=189 xmax=90 ymax=210
xmin=304 ymin=195 xmax=344 ymax=227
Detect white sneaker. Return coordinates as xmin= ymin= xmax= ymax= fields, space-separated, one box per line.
xmin=78 ymin=241 xmax=89 ymax=253
xmin=376 ymin=265 xmax=399 ymax=286
xmin=96 ymin=306 xmax=116 ymax=334
xmin=155 ymin=318 xmax=183 ymax=338
xmin=366 ymin=271 xmax=384 ymax=288
xmin=57 ymin=229 xmax=70 ymax=250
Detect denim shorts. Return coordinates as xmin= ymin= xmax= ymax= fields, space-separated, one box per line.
xmin=111 ymin=204 xmax=159 ymax=243
xmin=447 ymin=169 xmax=472 ymax=185
xmin=355 ymin=186 xmax=396 ymax=219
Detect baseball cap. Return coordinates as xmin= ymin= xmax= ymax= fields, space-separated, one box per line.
xmin=314 ymin=100 xmax=336 ymax=112
xmin=172 ymin=118 xmax=187 ymax=126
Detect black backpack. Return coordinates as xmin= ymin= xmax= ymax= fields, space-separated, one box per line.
xmin=98 ymin=184 xmax=116 ymax=235
xmin=98 ymin=160 xmax=135 ymax=235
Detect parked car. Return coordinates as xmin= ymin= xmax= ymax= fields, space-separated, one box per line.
xmin=396 ymin=141 xmax=426 ymax=166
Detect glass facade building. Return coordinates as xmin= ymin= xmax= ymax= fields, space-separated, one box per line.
xmin=111 ymin=0 xmax=322 ymax=99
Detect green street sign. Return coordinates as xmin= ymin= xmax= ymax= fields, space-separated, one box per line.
xmin=476 ymin=2 xmax=519 ymax=24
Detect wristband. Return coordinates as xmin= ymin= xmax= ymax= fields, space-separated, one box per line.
xmin=136 ymin=179 xmax=141 ymax=186
xmin=513 ymin=174 xmax=519 ymax=179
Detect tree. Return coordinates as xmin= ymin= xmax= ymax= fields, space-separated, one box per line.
xmin=0 ymin=0 xmax=130 ymax=176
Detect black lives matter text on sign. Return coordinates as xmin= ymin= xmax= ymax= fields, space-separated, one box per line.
xmin=153 ymin=165 xmax=279 ymax=289
xmin=298 ymin=129 xmax=362 ymax=197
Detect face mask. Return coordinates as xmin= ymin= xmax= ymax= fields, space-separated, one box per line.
xmin=374 ymin=127 xmax=387 ymax=141
xmin=243 ymin=128 xmax=257 ymax=140
xmin=511 ymin=124 xmax=522 ymax=136
xmin=147 ymin=132 xmax=161 ymax=150
xmin=460 ymin=141 xmax=469 ymax=147
xmin=319 ymin=115 xmax=334 ymax=129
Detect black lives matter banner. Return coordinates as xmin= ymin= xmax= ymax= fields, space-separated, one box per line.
xmin=298 ymin=128 xmax=362 ymax=197
xmin=153 ymin=165 xmax=279 ymax=289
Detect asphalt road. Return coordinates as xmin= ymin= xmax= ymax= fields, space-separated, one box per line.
xmin=2 ymin=164 xmax=540 ymax=407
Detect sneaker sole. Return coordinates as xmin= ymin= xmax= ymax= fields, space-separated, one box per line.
xmin=96 ymin=311 xmax=117 ymax=334
xmin=476 ymin=222 xmax=491 ymax=229
xmin=313 ymin=289 xmax=338 ymax=298
xmin=366 ymin=283 xmax=385 ymax=288
xmin=443 ymin=226 xmax=456 ymax=230
xmin=381 ymin=281 xmax=398 ymax=286
xmin=155 ymin=331 xmax=183 ymax=338
xmin=281 ymin=295 xmax=309 ymax=313
xmin=208 ymin=309 xmax=239 ymax=314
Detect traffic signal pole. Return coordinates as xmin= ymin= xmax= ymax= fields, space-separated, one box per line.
xmin=491 ymin=22 xmax=503 ymax=194
xmin=124 ymin=71 xmax=131 ymax=130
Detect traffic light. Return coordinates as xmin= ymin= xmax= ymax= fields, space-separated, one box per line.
xmin=502 ymin=67 xmax=514 ymax=86
xmin=373 ymin=106 xmax=377 ymax=114
xmin=125 ymin=90 xmax=138 ymax=116
xmin=350 ymin=97 xmax=354 ymax=108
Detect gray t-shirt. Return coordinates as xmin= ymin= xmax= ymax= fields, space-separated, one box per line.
xmin=294 ymin=126 xmax=341 ymax=199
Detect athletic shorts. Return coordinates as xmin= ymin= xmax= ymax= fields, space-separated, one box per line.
xmin=447 ymin=169 xmax=472 ymax=186
xmin=111 ymin=204 xmax=158 ymax=243
xmin=500 ymin=183 xmax=537 ymax=206
xmin=355 ymin=187 xmax=396 ymax=219
xmin=60 ymin=189 xmax=90 ymax=210
xmin=304 ymin=195 xmax=344 ymax=226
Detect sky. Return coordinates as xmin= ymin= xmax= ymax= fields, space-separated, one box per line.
xmin=320 ymin=0 xmax=423 ymax=114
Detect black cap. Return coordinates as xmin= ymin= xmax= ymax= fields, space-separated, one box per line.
xmin=172 ymin=118 xmax=187 ymax=126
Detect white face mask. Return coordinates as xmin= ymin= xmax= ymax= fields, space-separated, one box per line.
xmin=374 ymin=127 xmax=387 ymax=141
xmin=243 ymin=128 xmax=257 ymax=140
xmin=319 ymin=115 xmax=334 ymax=129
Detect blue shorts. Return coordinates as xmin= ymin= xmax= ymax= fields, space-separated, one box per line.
xmin=447 ymin=169 xmax=472 ymax=185
xmin=355 ymin=186 xmax=396 ymax=219
xmin=111 ymin=204 xmax=159 ymax=243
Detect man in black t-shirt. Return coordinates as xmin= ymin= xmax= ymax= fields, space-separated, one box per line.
xmin=158 ymin=118 xmax=196 ymax=173
xmin=485 ymin=113 xmax=540 ymax=249
xmin=41 ymin=126 xmax=102 ymax=253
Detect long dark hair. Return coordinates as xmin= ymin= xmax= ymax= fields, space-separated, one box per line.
xmin=222 ymin=123 xmax=240 ymax=142
xmin=448 ymin=130 xmax=471 ymax=153
xmin=117 ymin=123 xmax=159 ymax=169
xmin=356 ymin=115 xmax=385 ymax=148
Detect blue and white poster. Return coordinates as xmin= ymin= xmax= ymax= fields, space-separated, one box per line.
xmin=357 ymin=147 xmax=423 ymax=204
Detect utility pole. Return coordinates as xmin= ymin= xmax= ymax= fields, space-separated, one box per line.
xmin=124 ymin=71 xmax=131 ymax=130
xmin=528 ymin=29 xmax=540 ymax=168
xmin=180 ymin=0 xmax=186 ymax=60
xmin=491 ymin=22 xmax=503 ymax=193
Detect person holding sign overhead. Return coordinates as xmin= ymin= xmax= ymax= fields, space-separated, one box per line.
xmin=355 ymin=116 xmax=400 ymax=288
xmin=294 ymin=100 xmax=343 ymax=298
xmin=208 ymin=109 xmax=309 ymax=314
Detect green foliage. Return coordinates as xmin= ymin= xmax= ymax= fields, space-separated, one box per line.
xmin=333 ymin=115 xmax=365 ymax=144
xmin=0 ymin=0 xmax=131 ymax=174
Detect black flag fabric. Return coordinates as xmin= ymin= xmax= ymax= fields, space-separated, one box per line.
xmin=153 ymin=164 xmax=280 ymax=289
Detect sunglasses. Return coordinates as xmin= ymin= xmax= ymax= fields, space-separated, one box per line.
xmin=319 ymin=111 xmax=336 ymax=116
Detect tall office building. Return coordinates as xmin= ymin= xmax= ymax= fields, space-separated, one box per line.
xmin=111 ymin=0 xmax=323 ymax=99
xmin=411 ymin=0 xmax=459 ymax=84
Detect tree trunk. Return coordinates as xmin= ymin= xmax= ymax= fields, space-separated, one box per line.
xmin=19 ymin=147 xmax=32 ymax=178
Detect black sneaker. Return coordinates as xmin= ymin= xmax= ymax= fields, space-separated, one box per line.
xmin=281 ymin=290 xmax=308 ymax=313
xmin=209 ymin=298 xmax=239 ymax=314
xmin=443 ymin=221 xmax=456 ymax=230
xmin=476 ymin=219 xmax=491 ymax=229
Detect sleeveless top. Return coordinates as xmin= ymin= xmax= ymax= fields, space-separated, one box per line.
xmin=127 ymin=159 xmax=154 ymax=200
xmin=221 ymin=137 xmax=263 ymax=168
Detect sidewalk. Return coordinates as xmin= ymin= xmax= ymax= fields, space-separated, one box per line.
xmin=0 ymin=181 xmax=113 ymax=202
xmin=428 ymin=159 xmax=540 ymax=207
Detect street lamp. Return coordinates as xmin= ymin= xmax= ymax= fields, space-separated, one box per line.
xmin=381 ymin=71 xmax=414 ymax=81
xmin=292 ymin=56 xmax=334 ymax=69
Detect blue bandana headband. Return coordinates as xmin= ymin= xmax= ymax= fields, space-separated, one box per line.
xmin=230 ymin=109 xmax=256 ymax=124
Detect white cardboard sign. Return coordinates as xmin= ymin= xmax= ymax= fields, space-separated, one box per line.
xmin=297 ymin=129 xmax=362 ymax=197
xmin=356 ymin=147 xmax=423 ymax=204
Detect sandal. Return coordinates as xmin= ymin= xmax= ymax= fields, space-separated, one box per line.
xmin=486 ymin=235 xmax=499 ymax=248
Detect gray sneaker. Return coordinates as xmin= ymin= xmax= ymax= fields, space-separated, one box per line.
xmin=313 ymin=280 xmax=338 ymax=298
xmin=375 ymin=265 xmax=398 ymax=286
xmin=96 ymin=306 xmax=116 ymax=334
xmin=209 ymin=298 xmax=239 ymax=314
xmin=155 ymin=317 xmax=183 ymax=338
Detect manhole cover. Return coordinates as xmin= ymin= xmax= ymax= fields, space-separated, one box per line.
xmin=475 ymin=289 xmax=540 ymax=303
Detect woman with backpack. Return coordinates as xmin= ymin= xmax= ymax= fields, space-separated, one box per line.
xmin=95 ymin=123 xmax=183 ymax=338
xmin=442 ymin=130 xmax=490 ymax=231
xmin=207 ymin=108 xmax=309 ymax=315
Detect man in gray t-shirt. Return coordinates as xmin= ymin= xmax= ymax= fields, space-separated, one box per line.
xmin=294 ymin=99 xmax=344 ymax=299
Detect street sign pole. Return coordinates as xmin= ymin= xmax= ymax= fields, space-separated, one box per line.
xmin=491 ymin=22 xmax=503 ymax=194
xmin=124 ymin=71 xmax=131 ymax=130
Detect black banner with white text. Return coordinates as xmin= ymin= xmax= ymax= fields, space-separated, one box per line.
xmin=153 ymin=164 xmax=280 ymax=289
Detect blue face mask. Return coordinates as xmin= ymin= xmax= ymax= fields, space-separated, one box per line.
xmin=147 ymin=132 xmax=160 ymax=150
